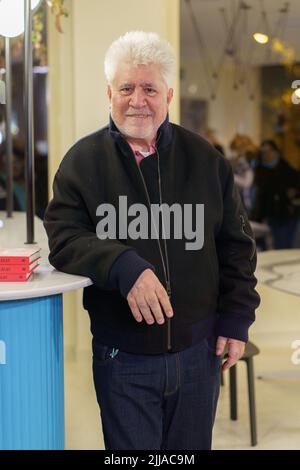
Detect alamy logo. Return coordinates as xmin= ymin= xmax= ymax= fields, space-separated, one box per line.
xmin=291 ymin=80 xmax=300 ymax=105
xmin=291 ymin=339 xmax=300 ymax=365
xmin=0 ymin=340 xmax=6 ymax=365
xmin=96 ymin=196 xmax=204 ymax=250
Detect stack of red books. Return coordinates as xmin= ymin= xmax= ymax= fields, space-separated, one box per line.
xmin=0 ymin=247 xmax=41 ymax=282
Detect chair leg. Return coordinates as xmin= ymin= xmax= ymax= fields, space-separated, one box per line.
xmin=246 ymin=357 xmax=257 ymax=446
xmin=229 ymin=364 xmax=238 ymax=420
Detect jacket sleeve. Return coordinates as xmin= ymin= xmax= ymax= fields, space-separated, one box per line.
xmin=215 ymin=162 xmax=261 ymax=342
xmin=43 ymin=163 xmax=153 ymax=291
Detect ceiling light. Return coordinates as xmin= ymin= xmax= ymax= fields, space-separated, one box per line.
xmin=253 ymin=32 xmax=269 ymax=44
xmin=31 ymin=0 xmax=42 ymax=9
xmin=0 ymin=0 xmax=24 ymax=38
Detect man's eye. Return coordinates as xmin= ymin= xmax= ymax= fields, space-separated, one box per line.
xmin=121 ymin=87 xmax=132 ymax=93
xmin=146 ymin=88 xmax=156 ymax=95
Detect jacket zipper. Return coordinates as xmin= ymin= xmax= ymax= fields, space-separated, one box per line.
xmin=166 ymin=281 xmax=172 ymax=350
xmin=240 ymin=214 xmax=256 ymax=261
xmin=134 ymin=150 xmax=172 ymax=351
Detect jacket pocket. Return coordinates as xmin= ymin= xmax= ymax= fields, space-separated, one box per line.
xmin=93 ymin=343 xmax=119 ymax=364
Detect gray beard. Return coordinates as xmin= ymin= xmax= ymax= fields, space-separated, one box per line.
xmin=111 ymin=112 xmax=162 ymax=141
xmin=119 ymin=126 xmax=156 ymax=140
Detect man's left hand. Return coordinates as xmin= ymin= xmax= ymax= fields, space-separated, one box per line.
xmin=215 ymin=336 xmax=245 ymax=371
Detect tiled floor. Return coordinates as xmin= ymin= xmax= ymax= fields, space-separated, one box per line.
xmin=213 ymin=347 xmax=300 ymax=450
xmin=64 ymin=344 xmax=300 ymax=450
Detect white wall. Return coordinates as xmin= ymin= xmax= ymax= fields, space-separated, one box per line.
xmin=181 ymin=60 xmax=262 ymax=152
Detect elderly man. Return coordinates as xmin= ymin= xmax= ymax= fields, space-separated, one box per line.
xmin=44 ymin=31 xmax=260 ymax=450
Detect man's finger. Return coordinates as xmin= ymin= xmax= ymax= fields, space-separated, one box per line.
xmin=222 ymin=356 xmax=237 ymax=371
xmin=222 ymin=350 xmax=240 ymax=370
xmin=227 ymin=341 xmax=244 ymax=360
xmin=156 ymin=286 xmax=173 ymax=318
xmin=145 ymin=294 xmax=165 ymax=324
xmin=222 ymin=341 xmax=244 ymax=370
xmin=136 ymin=295 xmax=156 ymax=325
xmin=216 ymin=336 xmax=227 ymax=356
xmin=127 ymin=294 xmax=143 ymax=322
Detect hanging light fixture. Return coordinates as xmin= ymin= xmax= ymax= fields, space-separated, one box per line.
xmin=0 ymin=0 xmax=41 ymax=38
xmin=253 ymin=0 xmax=269 ymax=44
xmin=253 ymin=32 xmax=269 ymax=44
xmin=0 ymin=0 xmax=24 ymax=38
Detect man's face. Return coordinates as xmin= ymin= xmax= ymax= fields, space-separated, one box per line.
xmin=107 ymin=63 xmax=173 ymax=141
xmin=260 ymin=144 xmax=278 ymax=163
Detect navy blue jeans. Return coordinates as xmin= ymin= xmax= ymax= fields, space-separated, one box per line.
xmin=92 ymin=337 xmax=221 ymax=450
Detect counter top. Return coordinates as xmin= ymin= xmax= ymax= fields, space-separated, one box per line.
xmin=0 ymin=211 xmax=92 ymax=301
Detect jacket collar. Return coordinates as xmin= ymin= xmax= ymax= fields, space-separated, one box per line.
xmin=108 ymin=115 xmax=172 ymax=158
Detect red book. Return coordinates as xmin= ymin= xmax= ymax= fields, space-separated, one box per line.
xmin=0 ymin=259 xmax=39 ymax=273
xmin=0 ymin=247 xmax=41 ymax=265
xmin=0 ymin=271 xmax=34 ymax=282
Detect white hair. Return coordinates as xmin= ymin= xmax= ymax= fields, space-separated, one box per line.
xmin=104 ymin=31 xmax=176 ymax=88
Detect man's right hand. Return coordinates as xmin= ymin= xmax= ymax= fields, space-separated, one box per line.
xmin=127 ymin=269 xmax=173 ymax=325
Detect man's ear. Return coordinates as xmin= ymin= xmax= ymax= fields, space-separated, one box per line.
xmin=107 ymin=85 xmax=112 ymax=101
xmin=167 ymin=88 xmax=174 ymax=105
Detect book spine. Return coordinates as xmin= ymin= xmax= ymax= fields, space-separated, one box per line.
xmin=0 ymin=256 xmax=40 ymax=265
xmin=0 ymin=257 xmax=30 ymax=264
xmin=0 ymin=273 xmax=32 ymax=281
xmin=0 ymin=264 xmax=38 ymax=273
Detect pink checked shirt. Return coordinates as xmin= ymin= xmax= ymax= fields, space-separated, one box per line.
xmin=127 ymin=141 xmax=156 ymax=166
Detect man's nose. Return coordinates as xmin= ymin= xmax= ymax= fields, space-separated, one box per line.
xmin=129 ymin=89 xmax=147 ymax=107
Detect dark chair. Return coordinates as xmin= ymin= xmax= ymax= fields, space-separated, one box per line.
xmin=221 ymin=341 xmax=260 ymax=446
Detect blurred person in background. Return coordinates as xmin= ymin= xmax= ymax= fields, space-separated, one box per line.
xmin=201 ymin=127 xmax=225 ymax=155
xmin=229 ymin=134 xmax=257 ymax=216
xmin=35 ymin=141 xmax=49 ymax=220
xmin=251 ymin=139 xmax=300 ymax=249
xmin=0 ymin=139 xmax=48 ymax=218
xmin=0 ymin=140 xmax=24 ymax=211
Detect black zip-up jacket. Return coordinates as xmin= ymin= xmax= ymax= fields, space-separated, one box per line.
xmin=43 ymin=118 xmax=260 ymax=354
